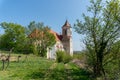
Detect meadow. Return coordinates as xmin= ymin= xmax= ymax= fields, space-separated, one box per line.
xmin=0 ymin=52 xmax=92 ymax=80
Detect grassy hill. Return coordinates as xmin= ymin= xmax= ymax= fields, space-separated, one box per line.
xmin=0 ymin=52 xmax=92 ymax=80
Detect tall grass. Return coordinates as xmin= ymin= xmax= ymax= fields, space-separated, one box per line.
xmin=0 ymin=51 xmax=92 ymax=80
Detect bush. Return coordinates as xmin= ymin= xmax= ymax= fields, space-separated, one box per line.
xmin=63 ymin=53 xmax=72 ymax=64
xmin=32 ymin=45 xmax=38 ymax=56
xmin=56 ymin=50 xmax=64 ymax=63
xmin=56 ymin=50 xmax=72 ymax=63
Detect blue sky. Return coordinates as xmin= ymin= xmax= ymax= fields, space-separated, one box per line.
xmin=0 ymin=0 xmax=90 ymax=51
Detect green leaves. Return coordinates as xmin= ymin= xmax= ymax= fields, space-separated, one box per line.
xmin=88 ymin=0 xmax=102 ymax=14
xmin=74 ymin=0 xmax=120 ymax=78
xmin=26 ymin=21 xmax=45 ymax=35
xmin=0 ymin=22 xmax=27 ymax=52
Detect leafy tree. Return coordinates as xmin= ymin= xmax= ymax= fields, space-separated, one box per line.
xmin=74 ymin=0 xmax=120 ymax=78
xmin=0 ymin=22 xmax=28 ymax=52
xmin=25 ymin=21 xmax=44 ymax=35
xmin=27 ymin=21 xmax=56 ymax=57
xmin=104 ymin=40 xmax=120 ymax=79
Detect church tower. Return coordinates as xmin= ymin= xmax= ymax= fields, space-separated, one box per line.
xmin=62 ymin=20 xmax=73 ymax=56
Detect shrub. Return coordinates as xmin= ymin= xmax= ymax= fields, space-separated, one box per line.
xmin=32 ymin=45 xmax=38 ymax=56
xmin=63 ymin=53 xmax=72 ymax=64
xmin=56 ymin=50 xmax=64 ymax=63
xmin=56 ymin=50 xmax=72 ymax=63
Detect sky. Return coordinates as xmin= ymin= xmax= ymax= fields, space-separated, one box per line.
xmin=0 ymin=0 xmax=90 ymax=51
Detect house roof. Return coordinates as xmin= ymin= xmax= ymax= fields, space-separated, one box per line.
xmin=28 ymin=29 xmax=63 ymax=42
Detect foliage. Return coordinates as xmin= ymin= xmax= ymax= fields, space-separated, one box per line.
xmin=27 ymin=21 xmax=56 ymax=57
xmin=56 ymin=50 xmax=72 ymax=64
xmin=32 ymin=44 xmax=38 ymax=55
xmin=73 ymin=51 xmax=86 ymax=60
xmin=63 ymin=53 xmax=72 ymax=64
xmin=25 ymin=21 xmax=44 ymax=35
xmin=56 ymin=50 xmax=64 ymax=63
xmin=0 ymin=22 xmax=31 ymax=53
xmin=74 ymin=0 xmax=120 ymax=78
xmin=103 ymin=40 xmax=120 ymax=79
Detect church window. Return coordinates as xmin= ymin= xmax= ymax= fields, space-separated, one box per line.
xmin=65 ymin=29 xmax=67 ymax=35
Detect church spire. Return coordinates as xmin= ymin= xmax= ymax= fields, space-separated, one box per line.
xmin=63 ymin=20 xmax=71 ymax=27
xmin=62 ymin=20 xmax=72 ymax=37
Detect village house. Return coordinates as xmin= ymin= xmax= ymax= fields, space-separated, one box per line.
xmin=29 ymin=20 xmax=73 ymax=59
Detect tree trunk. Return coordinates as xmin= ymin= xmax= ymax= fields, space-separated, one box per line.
xmin=94 ymin=50 xmax=107 ymax=80
xmin=2 ymin=60 xmax=5 ymax=70
xmin=94 ymin=61 xmax=101 ymax=77
xmin=6 ymin=59 xmax=9 ymax=70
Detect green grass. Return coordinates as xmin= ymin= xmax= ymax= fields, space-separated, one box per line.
xmin=73 ymin=53 xmax=86 ymax=60
xmin=0 ymin=53 xmax=92 ymax=80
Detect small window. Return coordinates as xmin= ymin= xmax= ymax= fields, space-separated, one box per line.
xmin=65 ymin=29 xmax=67 ymax=35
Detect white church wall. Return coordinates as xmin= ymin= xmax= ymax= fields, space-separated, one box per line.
xmin=47 ymin=41 xmax=64 ymax=59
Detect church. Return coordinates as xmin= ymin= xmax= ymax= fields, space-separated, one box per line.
xmin=29 ymin=20 xmax=73 ymax=59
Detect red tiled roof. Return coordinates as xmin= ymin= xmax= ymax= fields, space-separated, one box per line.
xmin=28 ymin=29 xmax=63 ymax=41
xmin=28 ymin=29 xmax=41 ymax=38
xmin=49 ymin=30 xmax=63 ymax=41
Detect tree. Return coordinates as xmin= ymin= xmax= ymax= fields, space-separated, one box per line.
xmin=106 ymin=40 xmax=120 ymax=79
xmin=74 ymin=0 xmax=120 ymax=78
xmin=0 ymin=22 xmax=28 ymax=52
xmin=25 ymin=21 xmax=44 ymax=35
xmin=27 ymin=21 xmax=56 ymax=57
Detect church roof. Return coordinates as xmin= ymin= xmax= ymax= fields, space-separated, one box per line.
xmin=62 ymin=20 xmax=71 ymax=28
xmin=49 ymin=30 xmax=62 ymax=41
xmin=28 ymin=29 xmax=40 ymax=38
xmin=28 ymin=29 xmax=63 ymax=42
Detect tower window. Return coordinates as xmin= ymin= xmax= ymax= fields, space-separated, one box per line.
xmin=65 ymin=30 xmax=67 ymax=35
